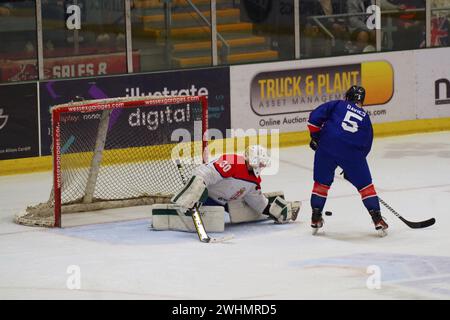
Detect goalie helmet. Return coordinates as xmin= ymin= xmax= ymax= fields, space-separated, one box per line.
xmin=345 ymin=85 xmax=365 ymax=105
xmin=244 ymin=145 xmax=270 ymax=177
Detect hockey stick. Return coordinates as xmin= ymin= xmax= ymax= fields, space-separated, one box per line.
xmin=339 ymin=170 xmax=436 ymax=229
xmin=175 ymin=160 xmax=233 ymax=243
xmin=378 ymin=197 xmax=436 ymax=229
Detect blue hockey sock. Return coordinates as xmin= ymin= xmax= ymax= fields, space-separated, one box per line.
xmin=310 ymin=194 xmax=326 ymax=211
xmin=362 ymin=196 xmax=380 ymax=212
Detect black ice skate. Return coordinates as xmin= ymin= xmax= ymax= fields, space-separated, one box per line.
xmin=311 ymin=208 xmax=324 ymax=235
xmin=369 ymin=210 xmax=388 ymax=237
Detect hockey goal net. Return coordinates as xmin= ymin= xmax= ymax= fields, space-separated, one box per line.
xmin=15 ymin=95 xmax=208 ymax=227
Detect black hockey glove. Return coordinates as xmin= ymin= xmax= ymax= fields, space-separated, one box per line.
xmin=309 ymin=134 xmax=320 ymax=151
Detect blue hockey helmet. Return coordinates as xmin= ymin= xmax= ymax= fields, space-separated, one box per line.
xmin=345 ymin=85 xmax=366 ymax=105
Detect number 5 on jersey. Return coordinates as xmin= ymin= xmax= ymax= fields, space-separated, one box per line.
xmin=342 ymin=110 xmax=363 ymax=133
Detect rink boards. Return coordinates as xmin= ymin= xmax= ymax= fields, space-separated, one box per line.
xmin=1 ymin=47 xmax=449 ymax=175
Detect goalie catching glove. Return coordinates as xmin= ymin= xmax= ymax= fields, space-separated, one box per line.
xmin=266 ymin=196 xmax=299 ymax=224
xmin=171 ymin=175 xmax=208 ymax=211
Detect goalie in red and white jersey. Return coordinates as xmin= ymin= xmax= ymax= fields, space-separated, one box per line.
xmin=170 ymin=145 xmax=300 ymax=226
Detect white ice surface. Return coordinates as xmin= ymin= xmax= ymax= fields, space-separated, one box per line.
xmin=1 ymin=131 xmax=450 ymax=300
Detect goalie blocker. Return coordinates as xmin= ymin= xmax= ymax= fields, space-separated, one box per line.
xmin=151 ymin=191 xmax=301 ymax=232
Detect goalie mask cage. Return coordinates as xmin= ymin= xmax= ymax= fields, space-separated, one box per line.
xmin=15 ymin=95 xmax=208 ymax=227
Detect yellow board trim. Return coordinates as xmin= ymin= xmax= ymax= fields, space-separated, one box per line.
xmin=2 ymin=117 xmax=450 ymax=176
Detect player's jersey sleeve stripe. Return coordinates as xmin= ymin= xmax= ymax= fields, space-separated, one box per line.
xmin=307 ymin=122 xmax=321 ymax=133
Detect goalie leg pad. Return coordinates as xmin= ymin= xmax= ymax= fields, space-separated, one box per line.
xmin=171 ymin=175 xmax=208 ymax=210
xmin=228 ymin=199 xmax=268 ymax=223
xmin=151 ymin=204 xmax=224 ymax=232
xmin=228 ymin=191 xmax=285 ymax=223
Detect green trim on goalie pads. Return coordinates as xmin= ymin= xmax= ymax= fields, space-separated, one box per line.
xmin=153 ymin=208 xmax=186 ymax=216
xmin=270 ymin=196 xmax=289 ymax=221
xmin=172 ymin=175 xmax=196 ymax=203
xmin=265 ymin=191 xmax=285 ymax=205
xmin=274 ymin=198 xmax=286 ymax=208
xmin=171 ymin=175 xmax=208 ymax=206
xmin=199 ymin=189 xmax=208 ymax=204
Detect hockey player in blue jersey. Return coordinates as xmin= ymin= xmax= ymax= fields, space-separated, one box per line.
xmin=307 ymin=85 xmax=388 ymax=236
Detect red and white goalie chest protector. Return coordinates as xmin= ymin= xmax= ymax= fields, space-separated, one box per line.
xmin=193 ymin=154 xmax=269 ymax=213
